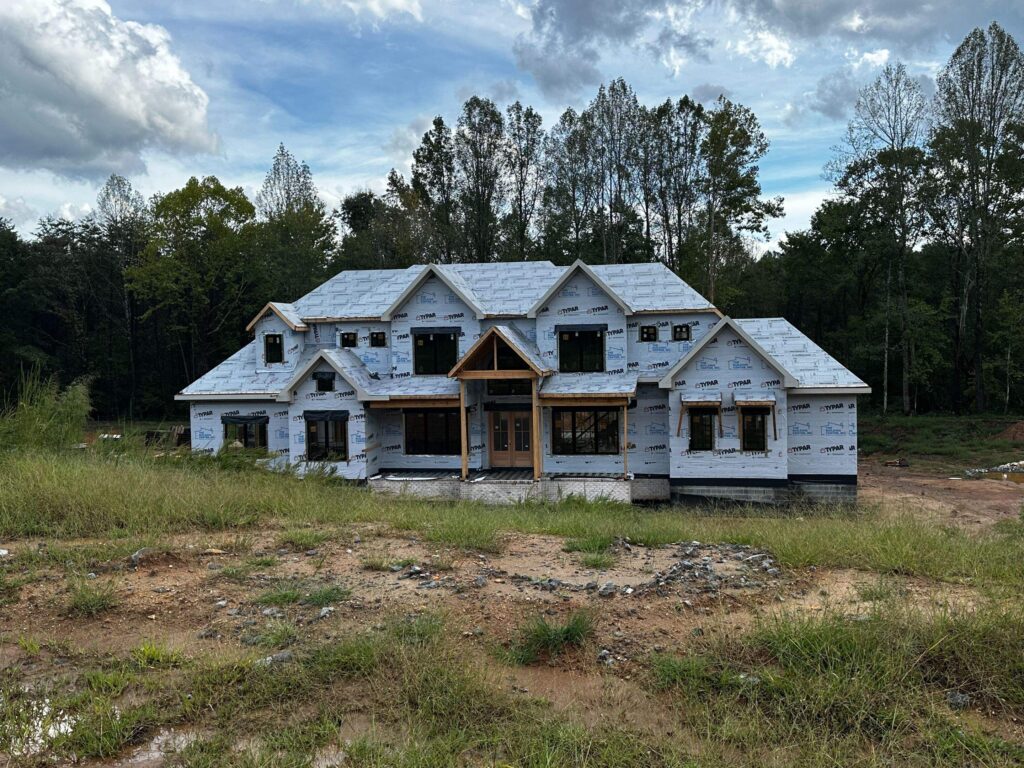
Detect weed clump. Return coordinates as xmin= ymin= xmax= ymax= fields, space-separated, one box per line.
xmin=504 ymin=611 xmax=595 ymax=664
xmin=66 ymin=579 xmax=118 ymax=617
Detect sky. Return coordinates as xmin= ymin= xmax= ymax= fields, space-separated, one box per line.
xmin=1 ymin=0 xmax=1022 ymax=251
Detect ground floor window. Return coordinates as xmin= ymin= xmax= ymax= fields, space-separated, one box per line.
xmin=552 ymin=408 xmax=619 ymax=455
xmin=304 ymin=411 xmax=348 ymax=461
xmin=740 ymin=407 xmax=769 ymax=452
xmin=222 ymin=416 xmax=268 ymax=450
xmin=688 ymin=408 xmax=716 ymax=451
xmin=405 ymin=409 xmax=461 ymax=455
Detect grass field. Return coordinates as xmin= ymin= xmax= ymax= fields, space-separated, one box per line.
xmin=859 ymin=413 xmax=1024 ymax=472
xmin=2 ymin=406 xmax=1024 ymax=765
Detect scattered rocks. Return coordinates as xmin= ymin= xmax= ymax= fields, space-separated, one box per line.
xmin=129 ymin=547 xmax=155 ymax=567
xmin=946 ymin=691 xmax=971 ymax=710
xmin=317 ymin=606 xmax=335 ymax=620
xmin=598 ymin=582 xmax=617 ymax=597
xmin=597 ymin=649 xmax=614 ymax=666
xmin=207 ymin=562 xmax=222 ymax=571
xmin=261 ymin=607 xmax=284 ymax=619
xmin=474 ymin=575 xmax=487 ymax=588
xmin=256 ymin=650 xmax=294 ymax=666
xmin=0 ymin=548 xmax=9 ymax=558
xmin=214 ymin=599 xmax=228 ymax=609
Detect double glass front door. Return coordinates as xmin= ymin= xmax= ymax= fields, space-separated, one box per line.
xmin=489 ymin=411 xmax=532 ymax=468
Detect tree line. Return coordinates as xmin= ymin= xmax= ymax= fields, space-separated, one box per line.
xmin=1 ymin=22 xmax=1021 ymax=419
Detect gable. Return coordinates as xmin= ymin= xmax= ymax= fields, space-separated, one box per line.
xmin=670 ymin=326 xmax=788 ymax=392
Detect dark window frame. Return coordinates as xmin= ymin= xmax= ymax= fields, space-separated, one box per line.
xmin=639 ymin=325 xmax=658 ymax=342
xmin=340 ymin=332 xmax=358 ymax=348
xmin=688 ymin=407 xmax=716 ymax=452
xmin=413 ymin=330 xmax=459 ymax=375
xmin=223 ymin=420 xmax=268 ymax=451
xmin=558 ymin=329 xmax=605 ymax=373
xmin=551 ymin=408 xmax=620 ymax=455
xmin=404 ymin=409 xmax=462 ymax=455
xmin=313 ymin=371 xmax=335 ymax=392
xmin=369 ymin=331 xmax=387 ymax=348
xmin=264 ymin=333 xmax=284 ymax=364
xmin=672 ymin=324 xmax=691 ymax=342
xmin=740 ymin=407 xmax=770 ymax=452
xmin=305 ymin=417 xmax=348 ymax=462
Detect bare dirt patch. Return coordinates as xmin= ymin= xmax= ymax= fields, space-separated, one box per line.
xmin=860 ymin=463 xmax=1024 ymax=529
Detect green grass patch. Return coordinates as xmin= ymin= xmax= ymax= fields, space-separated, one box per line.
xmin=859 ymin=413 xmax=1024 ymax=473
xmin=255 ymin=584 xmax=303 ymax=606
xmin=131 ymin=640 xmax=183 ymax=669
xmin=504 ymin=611 xmax=595 ymax=665
xmin=303 ymin=585 xmax=350 ymax=607
xmin=66 ymin=578 xmax=118 ymax=617
xmin=580 ymin=551 xmax=617 ymax=569
xmin=5 ymin=451 xmax=1024 ymax=589
xmin=277 ymin=528 xmax=329 ymax=550
xmin=650 ymin=602 xmax=1024 ymax=765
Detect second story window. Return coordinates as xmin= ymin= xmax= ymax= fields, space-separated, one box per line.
xmin=414 ymin=330 xmax=458 ymax=375
xmin=370 ymin=332 xmax=387 ymax=348
xmin=313 ymin=371 xmax=335 ymax=392
xmin=340 ymin=332 xmax=357 ymax=348
xmin=639 ymin=325 xmax=658 ymax=342
xmin=558 ymin=328 xmax=604 ymax=373
xmin=673 ymin=324 xmax=691 ymax=342
xmin=264 ymin=333 xmax=284 ymax=364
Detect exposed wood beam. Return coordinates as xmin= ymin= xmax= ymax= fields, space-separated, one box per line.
xmin=531 ymin=378 xmax=541 ymax=481
xmin=459 ymin=380 xmax=468 ymax=481
xmin=367 ymin=399 xmax=460 ymax=409
xmin=538 ymin=397 xmax=630 ymax=408
xmin=622 ymin=403 xmax=629 ymax=480
xmin=456 ymin=370 xmax=536 ymax=380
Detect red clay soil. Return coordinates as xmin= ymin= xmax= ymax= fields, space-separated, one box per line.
xmin=997 ymin=421 xmax=1024 ymax=441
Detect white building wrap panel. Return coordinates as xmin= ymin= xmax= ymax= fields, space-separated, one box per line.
xmin=786 ymin=394 xmax=859 ymax=477
xmin=189 ymin=401 xmax=288 ymax=456
xmin=625 ymin=313 xmax=719 ymax=378
xmin=288 ymin=361 xmax=368 ymax=480
xmin=668 ymin=327 xmax=789 ymax=480
xmin=534 ymin=273 xmax=628 ymax=374
xmin=388 ymin=277 xmax=481 ymax=378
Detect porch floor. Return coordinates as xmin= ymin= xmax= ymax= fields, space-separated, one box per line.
xmin=374 ymin=468 xmax=625 ymax=482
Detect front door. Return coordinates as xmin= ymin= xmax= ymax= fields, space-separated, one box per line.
xmin=489 ymin=411 xmax=532 ymax=468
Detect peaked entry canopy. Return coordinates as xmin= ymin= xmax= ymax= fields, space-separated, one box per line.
xmin=448 ymin=325 xmax=554 ymax=378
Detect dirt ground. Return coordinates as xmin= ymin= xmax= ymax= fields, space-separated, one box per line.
xmin=3 ymin=469 xmax=1020 ymax=765
xmin=860 ymin=461 xmax=1024 ymax=529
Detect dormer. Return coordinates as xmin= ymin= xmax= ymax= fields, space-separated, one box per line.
xmin=246 ymin=302 xmax=308 ymax=372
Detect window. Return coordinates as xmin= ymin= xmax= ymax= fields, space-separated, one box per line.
xmin=688 ymin=408 xmax=715 ymax=451
xmin=313 ymin=371 xmax=335 ymax=392
xmin=340 ymin=332 xmax=357 ymax=348
xmin=552 ymin=408 xmax=619 ymax=455
xmin=305 ymin=413 xmax=348 ymax=461
xmin=222 ymin=416 xmax=268 ymax=450
xmin=264 ymin=334 xmax=284 ymax=364
xmin=370 ymin=331 xmax=387 ymax=348
xmin=414 ymin=330 xmax=458 ymax=375
xmin=404 ymin=409 xmax=462 ymax=455
xmin=558 ymin=329 xmax=604 ymax=373
xmin=672 ymin=324 xmax=691 ymax=342
xmin=487 ymin=379 xmax=531 ymax=396
xmin=741 ymin=408 xmax=769 ymax=452
xmin=639 ymin=325 xmax=658 ymax=342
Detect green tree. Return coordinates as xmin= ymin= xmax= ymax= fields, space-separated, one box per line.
xmin=455 ymin=97 xmax=505 ymax=262
xmin=254 ymin=144 xmax=336 ymax=300
xmin=128 ymin=177 xmax=258 ymax=397
xmin=412 ymin=117 xmax=459 ymax=262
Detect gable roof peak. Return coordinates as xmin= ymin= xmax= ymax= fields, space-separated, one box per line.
xmin=526 ymin=259 xmax=632 ymax=318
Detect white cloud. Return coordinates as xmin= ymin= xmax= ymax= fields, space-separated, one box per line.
xmin=0 ymin=194 xmax=38 ymax=226
xmin=298 ymin=0 xmax=423 ymax=21
xmin=856 ymin=48 xmax=890 ymax=68
xmin=0 ymin=0 xmax=217 ymax=178
xmin=733 ymin=30 xmax=795 ymax=68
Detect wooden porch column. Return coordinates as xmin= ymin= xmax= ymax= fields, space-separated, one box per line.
xmin=622 ymin=403 xmax=629 ymax=479
xmin=459 ymin=379 xmax=468 ymax=480
xmin=531 ymin=377 xmax=541 ymax=481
